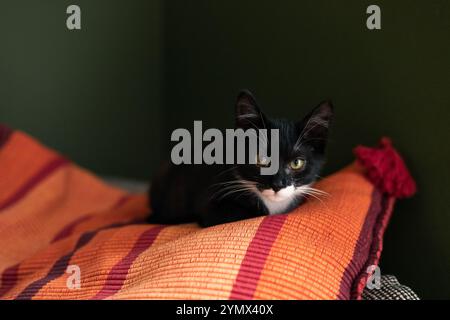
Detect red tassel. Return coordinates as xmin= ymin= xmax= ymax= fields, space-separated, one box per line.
xmin=353 ymin=137 xmax=417 ymax=198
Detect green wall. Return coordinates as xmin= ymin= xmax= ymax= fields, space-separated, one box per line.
xmin=1 ymin=0 xmax=449 ymax=298
xmin=0 ymin=0 xmax=163 ymax=179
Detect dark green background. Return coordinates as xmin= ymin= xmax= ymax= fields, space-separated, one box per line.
xmin=1 ymin=0 xmax=449 ymax=299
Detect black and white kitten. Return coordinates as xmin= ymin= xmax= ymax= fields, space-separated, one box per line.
xmin=148 ymin=90 xmax=333 ymax=227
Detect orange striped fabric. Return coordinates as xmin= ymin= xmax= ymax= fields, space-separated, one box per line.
xmin=0 ymin=126 xmax=399 ymax=300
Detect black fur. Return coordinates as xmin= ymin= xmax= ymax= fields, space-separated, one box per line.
xmin=148 ymin=90 xmax=333 ymax=227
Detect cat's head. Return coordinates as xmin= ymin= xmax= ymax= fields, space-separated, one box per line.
xmin=233 ymin=90 xmax=333 ymax=214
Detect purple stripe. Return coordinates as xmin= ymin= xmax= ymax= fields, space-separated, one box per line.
xmin=337 ymin=189 xmax=385 ymax=299
xmin=350 ymin=196 xmax=392 ymax=299
xmin=0 ymin=196 xmax=133 ymax=298
xmin=51 ymin=195 xmax=131 ymax=243
xmin=0 ymin=216 xmax=93 ymax=299
xmin=15 ymin=219 xmax=144 ymax=300
xmin=0 ymin=157 xmax=69 ymax=212
xmin=0 ymin=264 xmax=19 ymax=298
xmin=91 ymin=225 xmax=165 ymax=300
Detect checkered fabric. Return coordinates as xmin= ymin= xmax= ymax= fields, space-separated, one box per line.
xmin=362 ymin=275 xmax=419 ymax=300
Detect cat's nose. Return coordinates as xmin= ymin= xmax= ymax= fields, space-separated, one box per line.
xmin=272 ymin=182 xmax=285 ymax=192
xmin=272 ymin=177 xmax=289 ymax=192
xmin=272 ymin=185 xmax=281 ymax=192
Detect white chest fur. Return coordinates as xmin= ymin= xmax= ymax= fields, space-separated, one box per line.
xmin=256 ymin=184 xmax=310 ymax=215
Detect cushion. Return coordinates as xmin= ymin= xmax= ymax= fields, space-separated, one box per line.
xmin=0 ymin=125 xmax=416 ymax=300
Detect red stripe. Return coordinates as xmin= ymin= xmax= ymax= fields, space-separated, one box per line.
xmin=0 ymin=157 xmax=69 ymax=212
xmin=112 ymin=195 xmax=132 ymax=209
xmin=229 ymin=214 xmax=287 ymax=300
xmin=51 ymin=215 xmax=92 ymax=243
xmin=91 ymin=225 xmax=166 ymax=300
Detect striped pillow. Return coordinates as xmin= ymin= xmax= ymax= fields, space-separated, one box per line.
xmin=0 ymin=126 xmax=415 ymax=300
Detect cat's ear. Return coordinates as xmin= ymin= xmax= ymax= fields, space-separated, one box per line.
xmin=298 ymin=100 xmax=333 ymax=152
xmin=235 ymin=90 xmax=267 ymax=129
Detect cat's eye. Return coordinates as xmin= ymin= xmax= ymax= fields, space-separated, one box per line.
xmin=290 ymin=158 xmax=305 ymax=170
xmin=256 ymin=154 xmax=270 ymax=167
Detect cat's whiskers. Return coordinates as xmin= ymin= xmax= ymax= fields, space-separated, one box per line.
xmin=214 ymin=165 xmax=238 ymax=178
xmin=218 ymin=187 xmax=256 ymax=201
xmin=212 ymin=185 xmax=257 ymax=201
xmin=303 ymin=186 xmax=329 ymax=197
xmin=297 ymin=185 xmax=333 ymax=211
xmin=302 ymin=191 xmax=326 ymax=206
xmin=209 ymin=177 xmax=258 ymax=201
xmin=209 ymin=179 xmax=253 ymax=190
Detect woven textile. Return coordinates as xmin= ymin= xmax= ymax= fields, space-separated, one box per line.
xmin=0 ymin=126 xmax=414 ymax=299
